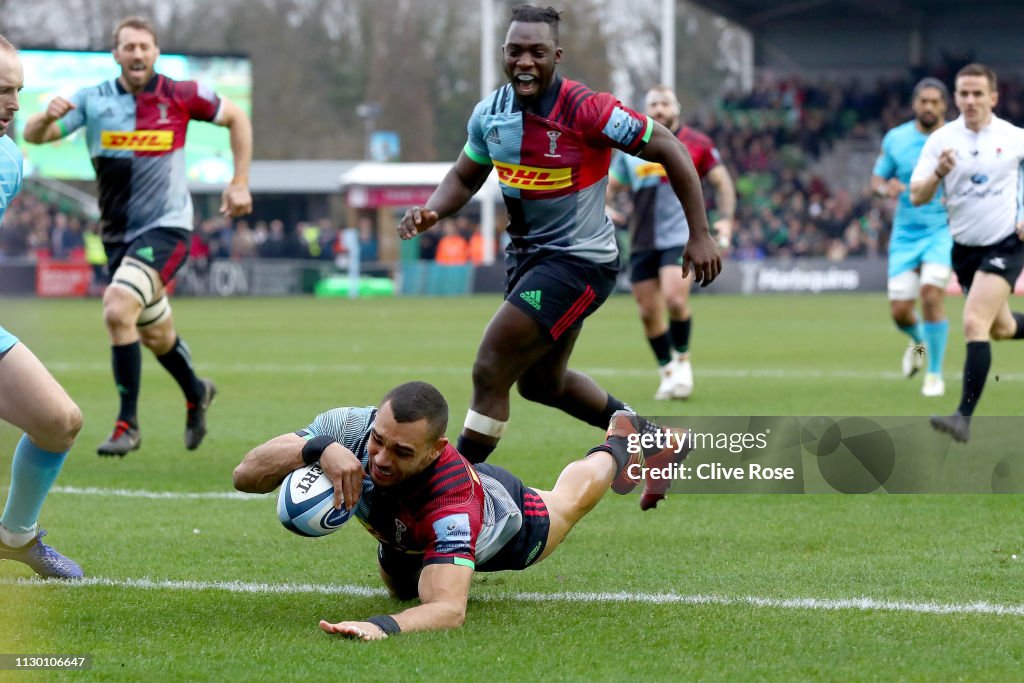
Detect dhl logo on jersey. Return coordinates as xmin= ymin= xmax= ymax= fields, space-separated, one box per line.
xmin=101 ymin=130 xmax=174 ymax=151
xmin=494 ymin=162 xmax=572 ymax=190
xmin=635 ymin=162 xmax=667 ymax=179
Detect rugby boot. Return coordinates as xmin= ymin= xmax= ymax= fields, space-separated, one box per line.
xmin=97 ymin=420 xmax=141 ymax=456
xmin=185 ymin=379 xmax=217 ymax=450
xmin=0 ymin=529 xmax=83 ymax=579
xmin=607 ymin=410 xmax=646 ymax=494
xmin=639 ymin=424 xmax=691 ymax=511
xmin=903 ymin=343 xmax=925 ymax=378
xmin=930 ymin=412 xmax=970 ymax=443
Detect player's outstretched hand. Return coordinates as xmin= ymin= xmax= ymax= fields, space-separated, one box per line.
xmin=1016 ymin=220 xmax=1024 ymax=240
xmin=318 ymin=443 xmax=364 ymax=512
xmin=320 ymin=620 xmax=388 ymax=641
xmin=220 ymin=183 xmax=253 ymax=217
xmin=398 ymin=207 xmax=439 ymax=240
xmin=682 ymin=232 xmax=722 ymax=286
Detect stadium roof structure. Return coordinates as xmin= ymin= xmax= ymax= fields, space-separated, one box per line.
xmin=339 ymin=162 xmax=502 ymax=207
xmin=687 ymin=0 xmax=1024 ymax=70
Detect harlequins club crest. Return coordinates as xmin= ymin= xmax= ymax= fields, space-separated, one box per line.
xmin=545 ymin=130 xmax=562 ymax=158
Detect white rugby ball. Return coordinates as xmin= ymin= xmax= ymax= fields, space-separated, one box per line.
xmin=277 ymin=463 xmax=351 ymax=537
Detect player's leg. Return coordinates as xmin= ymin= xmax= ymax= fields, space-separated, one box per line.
xmin=931 ymin=271 xmax=1009 ymax=442
xmin=139 ymin=305 xmax=216 ymax=451
xmin=458 ymin=257 xmax=624 ymax=463
xmin=534 ymin=447 xmax=618 ymax=562
xmin=918 ymin=231 xmax=954 ymax=396
xmin=630 ymin=251 xmax=674 ymax=399
xmin=519 ymin=321 xmax=628 ymax=427
xmin=661 ymin=254 xmax=694 ymax=399
xmin=99 ymin=245 xmax=146 ymax=455
xmin=457 ymin=302 xmax=562 ymax=463
xmin=888 ymin=231 xmax=927 ymax=378
xmin=0 ymin=339 xmax=84 ymax=578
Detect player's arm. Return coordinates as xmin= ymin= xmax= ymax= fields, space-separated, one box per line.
xmin=397 ymin=152 xmax=491 ymax=240
xmin=871 ymin=174 xmax=906 ymax=199
xmin=706 ymin=164 xmax=736 ymax=247
xmin=640 ymin=123 xmax=721 ymax=284
xmin=22 ymin=97 xmax=77 ymax=144
xmin=319 ymin=563 xmax=474 ymax=640
xmin=605 ymin=170 xmax=628 ymax=224
xmin=910 ymin=142 xmax=954 ymax=207
xmin=232 ymin=432 xmax=364 ymax=510
xmin=214 ymin=97 xmax=253 ymax=217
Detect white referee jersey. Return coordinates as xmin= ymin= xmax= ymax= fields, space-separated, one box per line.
xmin=911 ymin=114 xmax=1024 ymax=246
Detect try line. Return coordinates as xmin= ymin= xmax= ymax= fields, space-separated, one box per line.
xmin=2 ymin=575 xmax=1022 ymax=617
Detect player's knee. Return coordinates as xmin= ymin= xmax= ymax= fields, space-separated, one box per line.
xmin=517 ymin=374 xmax=560 ymax=404
xmin=102 ymin=289 xmax=141 ymax=329
xmin=31 ymin=399 xmax=82 ymax=453
xmin=471 ymin=353 xmax=509 ymax=394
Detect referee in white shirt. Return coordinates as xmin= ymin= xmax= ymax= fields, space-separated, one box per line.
xmin=910 ymin=63 xmax=1024 ymax=443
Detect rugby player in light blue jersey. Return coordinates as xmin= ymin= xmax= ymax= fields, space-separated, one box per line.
xmin=871 ymin=77 xmax=951 ymax=397
xmin=0 ymin=36 xmax=84 ymax=579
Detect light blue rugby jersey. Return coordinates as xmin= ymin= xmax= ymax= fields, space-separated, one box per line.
xmin=0 ymin=133 xmax=23 ymax=224
xmin=873 ymin=120 xmax=947 ymax=232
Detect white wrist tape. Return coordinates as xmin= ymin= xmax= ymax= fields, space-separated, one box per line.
xmin=464 ymin=410 xmax=508 ymax=439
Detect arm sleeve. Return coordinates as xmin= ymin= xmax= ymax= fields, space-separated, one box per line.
xmin=181 ymin=81 xmax=222 ymax=123
xmin=57 ymin=88 xmax=89 ymax=137
xmin=694 ymin=142 xmax=722 ymax=177
xmin=910 ymin=131 xmax=943 ymax=185
xmin=872 ymin=131 xmax=895 ymax=179
xmin=463 ymin=101 xmax=492 ymax=165
xmin=580 ymin=92 xmax=653 ymax=155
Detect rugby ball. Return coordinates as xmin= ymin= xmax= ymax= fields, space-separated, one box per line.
xmin=277 ymin=463 xmax=351 ymax=537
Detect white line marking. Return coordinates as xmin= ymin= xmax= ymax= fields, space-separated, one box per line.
xmin=2 ymin=576 xmax=1021 ymax=616
xmin=50 ymin=486 xmax=264 ymax=501
xmin=44 ymin=361 xmax=1013 ymax=382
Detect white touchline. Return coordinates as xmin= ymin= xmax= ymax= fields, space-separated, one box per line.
xmin=49 ymin=486 xmax=265 ymax=501
xmin=2 ymin=576 xmax=1023 ymax=617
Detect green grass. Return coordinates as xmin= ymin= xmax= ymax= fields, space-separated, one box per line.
xmin=2 ymin=293 xmax=1023 ymax=681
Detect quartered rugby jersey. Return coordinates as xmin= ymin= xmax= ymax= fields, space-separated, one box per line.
xmin=873 ymin=120 xmax=947 ymax=232
xmin=58 ymin=74 xmax=221 ymax=243
xmin=300 ymin=407 xmax=526 ymax=571
xmin=465 ymin=75 xmax=653 ymax=265
xmin=0 ymin=134 xmax=23 ymax=224
xmin=610 ymin=126 xmax=720 ymax=252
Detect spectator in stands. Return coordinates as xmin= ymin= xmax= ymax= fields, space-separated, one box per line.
xmin=434 ymin=219 xmax=469 ymax=265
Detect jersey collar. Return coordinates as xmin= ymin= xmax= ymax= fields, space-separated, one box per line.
xmin=513 ymin=74 xmax=563 ymax=118
xmin=115 ymin=73 xmax=161 ymax=95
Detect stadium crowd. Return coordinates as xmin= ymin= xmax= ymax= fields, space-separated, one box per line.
xmin=6 ymin=70 xmax=1024 ymax=267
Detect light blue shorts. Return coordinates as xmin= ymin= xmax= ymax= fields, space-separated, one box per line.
xmin=888 ymin=225 xmax=952 ymax=279
xmin=0 ymin=325 xmax=18 ymax=354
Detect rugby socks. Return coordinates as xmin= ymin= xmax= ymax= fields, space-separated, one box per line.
xmin=1 ymin=434 xmax=68 ymax=536
xmin=923 ymin=319 xmax=949 ymax=374
xmin=112 ymin=341 xmax=142 ymax=426
xmin=1012 ymin=312 xmax=1024 ymax=339
xmin=898 ymin=321 xmax=924 ymax=345
xmin=456 ymin=434 xmax=496 ymax=464
xmin=670 ymin=318 xmax=692 ymax=355
xmin=647 ymin=333 xmax=673 ymax=366
xmin=600 ymin=395 xmax=629 ymax=425
xmin=957 ymin=341 xmax=991 ymax=417
xmin=156 ymin=337 xmax=204 ymax=404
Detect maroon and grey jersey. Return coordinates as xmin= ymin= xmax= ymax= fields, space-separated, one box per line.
xmin=58 ymin=74 xmax=221 ymax=244
xmin=465 ymin=75 xmax=653 ymax=265
xmin=301 ymin=406 xmax=532 ymax=571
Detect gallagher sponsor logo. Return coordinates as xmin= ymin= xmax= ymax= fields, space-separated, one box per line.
xmin=494 ymin=161 xmax=572 ymax=190
xmin=101 ymin=130 xmax=174 ymax=151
